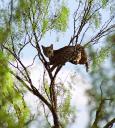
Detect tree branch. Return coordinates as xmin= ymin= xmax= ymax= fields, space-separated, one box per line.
xmin=103 ymin=118 xmax=115 ymax=128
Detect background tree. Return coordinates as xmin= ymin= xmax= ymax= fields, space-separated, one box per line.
xmin=86 ymin=33 xmax=115 ymax=128
xmin=0 ymin=0 xmax=115 ymax=128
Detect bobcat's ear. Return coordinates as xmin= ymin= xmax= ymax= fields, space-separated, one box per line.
xmin=50 ymin=44 xmax=53 ymax=49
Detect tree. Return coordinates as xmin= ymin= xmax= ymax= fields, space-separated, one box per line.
xmin=0 ymin=0 xmax=115 ymax=128
xmin=86 ymin=33 xmax=115 ymax=128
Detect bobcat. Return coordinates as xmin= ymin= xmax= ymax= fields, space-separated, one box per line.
xmin=42 ymin=44 xmax=89 ymax=72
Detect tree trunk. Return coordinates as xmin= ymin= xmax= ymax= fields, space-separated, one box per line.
xmin=50 ymin=78 xmax=60 ymax=128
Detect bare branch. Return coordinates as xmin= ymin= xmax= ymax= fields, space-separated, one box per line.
xmin=18 ymin=39 xmax=30 ymax=57
xmin=8 ymin=61 xmax=29 ymax=82
xmin=10 ymin=69 xmax=52 ymax=111
xmin=26 ymin=54 xmax=38 ymax=68
xmin=69 ymin=0 xmax=93 ymax=45
xmin=80 ymin=22 xmax=91 ymax=44
xmin=85 ymin=26 xmax=115 ymax=47
xmin=73 ymin=0 xmax=81 ymax=35
xmin=9 ymin=70 xmax=33 ymax=92
xmin=103 ymin=118 xmax=115 ymax=128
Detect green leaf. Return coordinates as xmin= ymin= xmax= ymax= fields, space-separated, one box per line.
xmin=53 ymin=6 xmax=69 ymax=31
xmin=92 ymin=46 xmax=111 ymax=70
xmin=42 ymin=19 xmax=49 ymax=34
xmin=102 ymin=0 xmax=108 ymax=8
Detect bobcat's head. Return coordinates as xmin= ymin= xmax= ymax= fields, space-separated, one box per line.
xmin=42 ymin=44 xmax=54 ymax=58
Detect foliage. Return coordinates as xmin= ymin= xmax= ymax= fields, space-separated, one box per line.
xmin=51 ymin=6 xmax=69 ymax=31
xmin=91 ymin=45 xmax=111 ymax=71
xmin=13 ymin=0 xmax=69 ymax=37
xmin=59 ymin=90 xmax=73 ymax=127
xmin=42 ymin=5 xmax=69 ymax=34
xmin=87 ymin=34 xmax=115 ymax=128
xmin=0 ymin=52 xmax=30 ymax=128
xmin=102 ymin=0 xmax=108 ymax=8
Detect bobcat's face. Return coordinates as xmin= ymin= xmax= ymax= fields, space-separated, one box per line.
xmin=42 ymin=44 xmax=54 ymax=58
